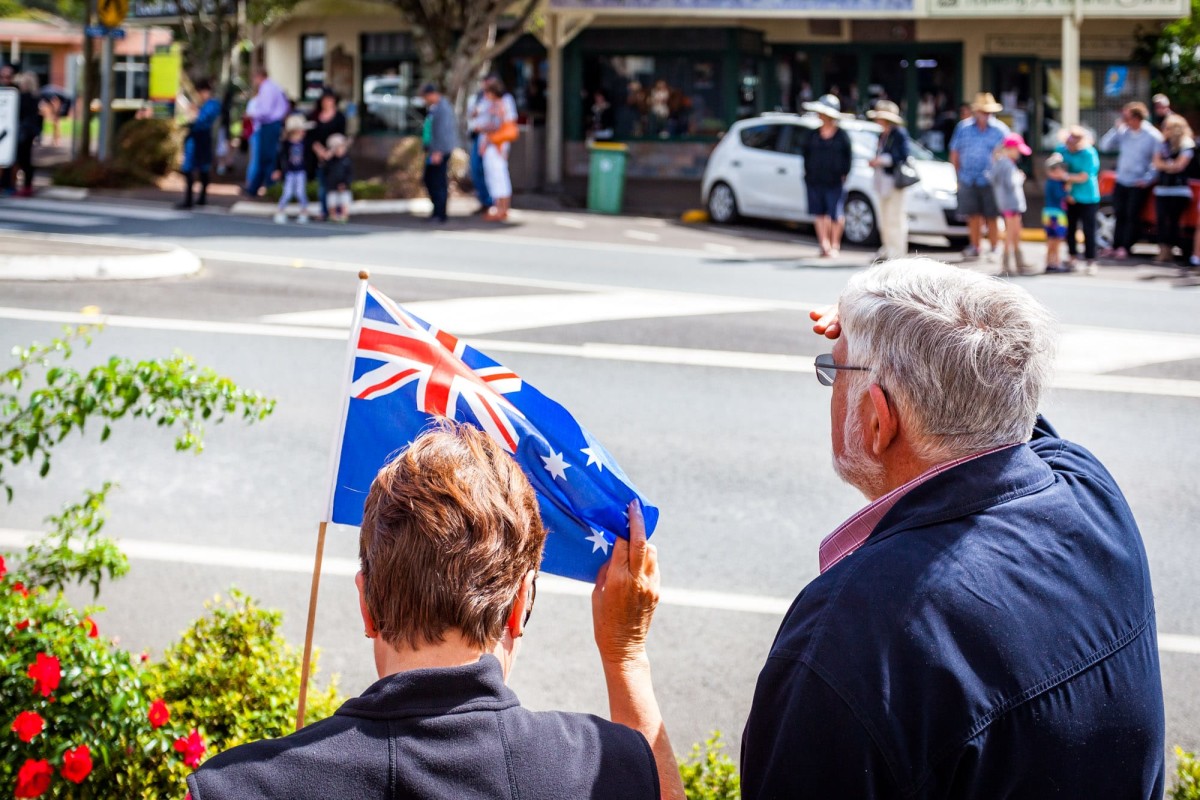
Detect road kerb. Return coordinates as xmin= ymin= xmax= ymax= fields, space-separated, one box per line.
xmin=0 ymin=235 xmax=202 ymax=282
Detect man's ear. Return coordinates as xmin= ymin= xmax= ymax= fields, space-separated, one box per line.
xmin=505 ymin=571 xmax=537 ymax=640
xmin=356 ymin=571 xmax=377 ymax=638
xmin=867 ymin=383 xmax=898 ymax=456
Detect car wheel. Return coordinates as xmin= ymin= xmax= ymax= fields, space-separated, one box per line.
xmin=843 ymin=193 xmax=879 ymax=247
xmin=1095 ymin=205 xmax=1116 ymax=252
xmin=707 ymin=182 xmax=740 ymax=224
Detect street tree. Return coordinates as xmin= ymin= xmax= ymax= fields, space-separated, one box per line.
xmin=386 ymin=0 xmax=541 ymax=105
xmin=1136 ymin=8 xmax=1200 ymax=113
xmin=170 ymin=0 xmax=302 ymax=85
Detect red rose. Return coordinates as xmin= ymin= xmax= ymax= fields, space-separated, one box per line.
xmin=148 ymin=699 xmax=170 ymax=730
xmin=27 ymin=653 xmax=61 ymax=698
xmin=140 ymin=652 xmax=150 ymax=663
xmin=14 ymin=758 xmax=52 ymax=798
xmin=16 ymin=619 xmax=31 ymax=631
xmin=0 ymin=553 xmax=6 ymax=580
xmin=13 ymin=581 xmax=29 ymax=598
xmin=84 ymin=617 xmax=98 ymax=638
xmin=61 ymin=745 xmax=93 ymax=784
xmin=173 ymin=729 xmax=206 ymax=768
xmin=11 ymin=711 xmax=44 ymax=743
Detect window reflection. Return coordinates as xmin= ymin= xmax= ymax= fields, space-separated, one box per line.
xmin=584 ymin=55 xmax=725 ymax=140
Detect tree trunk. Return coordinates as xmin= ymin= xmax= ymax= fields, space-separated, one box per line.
xmin=78 ymin=0 xmax=96 ymax=158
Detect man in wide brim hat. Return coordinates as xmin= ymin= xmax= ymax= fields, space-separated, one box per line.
xmin=803 ymin=94 xmax=847 ymax=119
xmin=867 ymin=100 xmax=905 ymax=126
xmin=970 ymin=92 xmax=1003 ymax=114
xmin=951 ymin=92 xmax=1011 ymax=260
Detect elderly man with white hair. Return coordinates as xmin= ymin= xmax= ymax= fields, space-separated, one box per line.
xmin=740 ymin=259 xmax=1164 ymax=798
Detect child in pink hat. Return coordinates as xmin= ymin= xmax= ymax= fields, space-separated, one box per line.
xmin=991 ymin=133 xmax=1034 ymax=275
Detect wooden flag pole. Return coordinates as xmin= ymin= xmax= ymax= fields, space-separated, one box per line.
xmin=296 ymin=270 xmax=371 ymax=731
xmin=295 ymin=520 xmax=328 ymax=730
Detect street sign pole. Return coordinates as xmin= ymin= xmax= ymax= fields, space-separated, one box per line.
xmin=99 ymin=34 xmax=115 ymax=160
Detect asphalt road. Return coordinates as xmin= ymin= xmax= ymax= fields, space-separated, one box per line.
xmin=2 ymin=198 xmax=1199 ymax=768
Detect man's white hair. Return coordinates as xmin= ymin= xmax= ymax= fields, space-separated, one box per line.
xmin=839 ymin=259 xmax=1058 ymax=463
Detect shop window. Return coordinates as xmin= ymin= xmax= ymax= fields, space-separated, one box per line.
xmin=913 ymin=54 xmax=959 ymax=155
xmin=114 ymin=56 xmax=149 ymax=100
xmin=777 ymin=51 xmax=813 ymax=113
xmin=360 ymin=32 xmax=421 ymax=135
xmin=583 ymin=54 xmax=725 ymax=140
xmin=15 ymin=52 xmax=51 ymax=90
xmin=1043 ymin=63 xmax=1150 ymax=152
xmin=819 ymin=53 xmax=860 ymax=115
xmin=300 ymin=34 xmax=327 ymax=104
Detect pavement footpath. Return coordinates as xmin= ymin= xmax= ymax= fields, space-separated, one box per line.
xmin=0 ymin=231 xmax=201 ymax=281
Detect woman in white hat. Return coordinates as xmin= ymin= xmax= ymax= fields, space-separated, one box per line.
xmin=801 ymin=94 xmax=854 ymax=257
xmin=867 ymin=100 xmax=911 ymax=260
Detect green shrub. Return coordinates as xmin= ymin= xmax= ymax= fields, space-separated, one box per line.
xmin=51 ymin=156 xmax=156 ymax=189
xmin=114 ymin=117 xmax=181 ymax=177
xmin=144 ymin=589 xmax=341 ymax=754
xmin=266 ymin=178 xmax=390 ymax=202
xmin=679 ymin=732 xmax=741 ymax=800
xmin=1174 ymin=747 xmax=1200 ymax=800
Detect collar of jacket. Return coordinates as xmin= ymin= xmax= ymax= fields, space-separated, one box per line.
xmin=336 ymin=654 xmax=519 ymax=721
xmin=864 ymin=442 xmax=1055 ymax=549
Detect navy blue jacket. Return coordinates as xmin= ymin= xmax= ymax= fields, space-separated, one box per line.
xmin=188 ymin=655 xmax=659 ymax=800
xmin=879 ymin=127 xmax=910 ymax=176
xmin=742 ymin=417 xmax=1164 ymax=799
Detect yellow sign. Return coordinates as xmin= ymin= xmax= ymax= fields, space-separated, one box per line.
xmin=149 ymin=48 xmax=182 ymax=103
xmin=97 ymin=0 xmax=129 ymax=29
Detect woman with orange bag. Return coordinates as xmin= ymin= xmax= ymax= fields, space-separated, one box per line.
xmin=480 ymin=78 xmax=518 ymax=222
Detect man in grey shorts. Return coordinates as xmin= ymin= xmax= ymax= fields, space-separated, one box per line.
xmin=950 ymin=93 xmax=1010 ymax=258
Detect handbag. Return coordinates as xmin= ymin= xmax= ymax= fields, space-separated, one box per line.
xmin=894 ymin=157 xmax=920 ymax=189
xmin=489 ymin=120 xmax=519 ymax=146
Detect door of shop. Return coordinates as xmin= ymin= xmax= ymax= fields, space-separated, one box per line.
xmin=983 ymin=57 xmax=1042 ymax=150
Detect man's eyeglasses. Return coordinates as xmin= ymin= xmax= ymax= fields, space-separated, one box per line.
xmin=814 ymin=353 xmax=870 ymax=387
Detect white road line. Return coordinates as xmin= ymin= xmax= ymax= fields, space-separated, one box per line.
xmin=434 ymin=230 xmax=756 ymax=260
xmin=0 ymin=208 xmax=107 ymax=227
xmin=2 ymin=529 xmax=1197 ymax=654
xmin=262 ymin=291 xmax=780 ymax=335
xmin=704 ymin=243 xmax=740 ymax=255
xmin=2 ymin=307 xmax=1199 ymax=399
xmin=554 ymin=216 xmax=588 ymax=230
xmin=624 ymin=230 xmax=661 ymax=243
xmin=7 ymin=198 xmax=189 ymax=222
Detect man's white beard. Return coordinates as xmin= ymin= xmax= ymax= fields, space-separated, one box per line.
xmin=833 ymin=397 xmax=888 ymax=500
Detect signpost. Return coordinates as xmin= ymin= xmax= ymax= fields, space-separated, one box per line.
xmin=98 ymin=0 xmax=130 ymax=28
xmin=0 ymin=87 xmax=17 ymax=169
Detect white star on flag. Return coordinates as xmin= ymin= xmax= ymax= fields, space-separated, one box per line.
xmin=586 ymin=528 xmax=612 ymax=554
xmin=541 ymin=449 xmax=572 ymax=481
xmin=581 ymin=446 xmax=607 ymax=472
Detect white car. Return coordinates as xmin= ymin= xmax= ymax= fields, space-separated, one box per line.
xmin=364 ymin=77 xmax=425 ymax=133
xmin=701 ymin=113 xmax=967 ymax=246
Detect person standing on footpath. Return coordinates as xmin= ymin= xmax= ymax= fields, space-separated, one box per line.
xmin=740 ymin=259 xmax=1165 ymax=799
xmin=1098 ymin=102 xmax=1161 ymax=259
xmin=12 ymin=71 xmax=43 ymax=197
xmin=1152 ymin=94 xmax=1172 ymax=128
xmin=306 ymin=89 xmax=347 ymax=222
xmin=242 ymin=67 xmax=290 ymax=197
xmin=1150 ymin=114 xmax=1194 ymax=264
xmin=466 ymin=83 xmax=495 ymax=215
xmin=950 ymin=93 xmax=1010 ymax=259
xmin=177 ymin=78 xmax=221 ymax=209
xmin=991 ymin=133 xmax=1033 ymax=275
xmin=421 ymin=83 xmax=457 ymax=224
xmin=1057 ymin=126 xmax=1101 ymax=274
xmin=801 ymin=94 xmax=853 ymax=258
xmin=867 ymin=100 xmax=911 ymax=260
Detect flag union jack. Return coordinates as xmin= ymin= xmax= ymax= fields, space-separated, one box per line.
xmin=351 ymin=289 xmax=524 ymax=452
xmin=328 ymin=284 xmax=659 ymax=582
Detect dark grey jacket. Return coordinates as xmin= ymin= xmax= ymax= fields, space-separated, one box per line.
xmin=187 ymin=655 xmax=659 ymax=800
xmin=427 ymin=97 xmax=458 ymax=155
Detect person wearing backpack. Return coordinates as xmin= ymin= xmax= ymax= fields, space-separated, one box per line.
xmin=1098 ymin=102 xmax=1161 ymax=259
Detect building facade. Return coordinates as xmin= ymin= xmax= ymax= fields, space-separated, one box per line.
xmin=259 ymin=0 xmax=1186 ymax=193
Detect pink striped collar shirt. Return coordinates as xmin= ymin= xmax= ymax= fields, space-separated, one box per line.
xmin=818 ymin=444 xmax=1020 ymax=574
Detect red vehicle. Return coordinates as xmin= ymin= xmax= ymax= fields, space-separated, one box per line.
xmin=1097 ymin=170 xmax=1200 ymax=253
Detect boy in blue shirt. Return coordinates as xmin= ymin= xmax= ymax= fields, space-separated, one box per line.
xmin=1042 ymin=153 xmax=1070 ymax=273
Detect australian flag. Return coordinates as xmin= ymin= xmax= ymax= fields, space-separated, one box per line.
xmin=328 ymin=285 xmax=659 ymax=582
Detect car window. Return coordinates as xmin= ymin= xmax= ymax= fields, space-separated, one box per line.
xmin=849 ymin=125 xmax=940 ymax=161
xmin=781 ymin=124 xmax=811 ymax=155
xmin=740 ymin=124 xmax=783 ymax=151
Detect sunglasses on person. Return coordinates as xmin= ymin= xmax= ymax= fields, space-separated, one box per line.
xmin=814 ymin=353 xmax=870 ymax=387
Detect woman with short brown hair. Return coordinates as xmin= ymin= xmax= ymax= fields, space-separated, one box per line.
xmin=188 ymin=421 xmax=684 ymax=800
